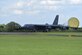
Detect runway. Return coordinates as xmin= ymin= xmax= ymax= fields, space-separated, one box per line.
xmin=0 ymin=32 xmax=82 ymax=37
xmin=0 ymin=32 xmax=35 ymax=35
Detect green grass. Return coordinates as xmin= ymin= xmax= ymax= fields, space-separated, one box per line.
xmin=0 ymin=32 xmax=82 ymax=55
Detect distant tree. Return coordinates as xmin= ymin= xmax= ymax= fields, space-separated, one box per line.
xmin=0 ymin=24 xmax=6 ymax=32
xmin=6 ymin=22 xmax=21 ymax=32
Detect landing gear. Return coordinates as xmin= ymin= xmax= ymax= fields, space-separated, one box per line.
xmin=44 ymin=29 xmax=51 ymax=32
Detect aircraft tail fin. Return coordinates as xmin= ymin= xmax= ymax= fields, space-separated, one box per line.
xmin=53 ymin=15 xmax=59 ymax=25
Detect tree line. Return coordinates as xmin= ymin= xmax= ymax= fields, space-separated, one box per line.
xmin=0 ymin=22 xmax=21 ymax=32
xmin=0 ymin=21 xmax=82 ymax=32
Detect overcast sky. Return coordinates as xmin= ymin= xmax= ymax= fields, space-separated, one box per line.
xmin=0 ymin=0 xmax=82 ymax=27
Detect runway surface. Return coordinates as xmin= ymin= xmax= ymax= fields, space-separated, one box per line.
xmin=0 ymin=32 xmax=82 ymax=37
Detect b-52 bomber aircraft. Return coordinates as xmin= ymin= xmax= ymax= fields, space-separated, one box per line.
xmin=22 ymin=15 xmax=69 ymax=32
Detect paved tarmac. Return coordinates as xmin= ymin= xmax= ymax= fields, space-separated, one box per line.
xmin=0 ymin=32 xmax=82 ymax=37
xmin=0 ymin=32 xmax=35 ymax=35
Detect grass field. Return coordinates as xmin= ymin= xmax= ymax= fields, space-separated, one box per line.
xmin=0 ymin=32 xmax=82 ymax=55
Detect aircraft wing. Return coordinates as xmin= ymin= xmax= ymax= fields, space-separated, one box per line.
xmin=34 ymin=24 xmax=61 ymax=29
